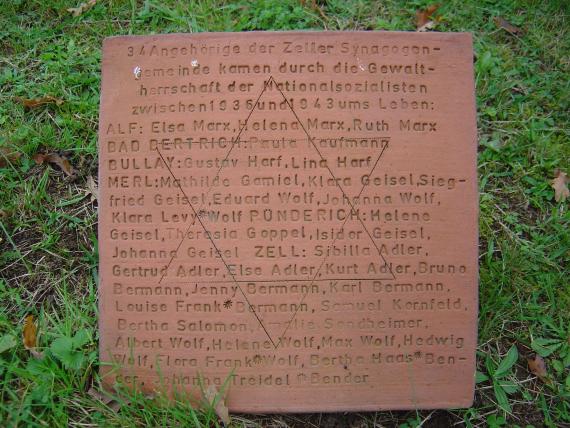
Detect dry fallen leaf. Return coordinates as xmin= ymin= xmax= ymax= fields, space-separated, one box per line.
xmin=527 ymin=354 xmax=550 ymax=383
xmin=417 ymin=21 xmax=436 ymax=32
xmin=22 ymin=314 xmax=43 ymax=358
xmin=33 ymin=153 xmax=77 ymax=178
xmin=88 ymin=385 xmax=134 ymax=411
xmin=300 ymin=0 xmax=328 ymax=21
xmin=552 ymin=170 xmax=569 ymax=202
xmin=86 ymin=175 xmax=98 ymax=202
xmin=203 ymin=384 xmax=230 ymax=426
xmin=416 ymin=4 xmax=440 ymax=31
xmin=14 ymin=96 xmax=63 ymax=109
xmin=494 ymin=16 xmax=523 ymax=35
xmin=0 ymin=147 xmax=22 ymax=168
xmin=88 ymin=386 xmax=115 ymax=405
xmin=67 ymin=0 xmax=97 ymax=17
xmin=22 ymin=315 xmax=37 ymax=349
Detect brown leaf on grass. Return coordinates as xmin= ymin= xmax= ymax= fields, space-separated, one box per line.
xmin=14 ymin=96 xmax=63 ymax=109
xmin=22 ymin=315 xmax=37 ymax=349
xmin=552 ymin=170 xmax=569 ymax=202
xmin=88 ymin=386 xmax=134 ymax=411
xmin=0 ymin=147 xmax=22 ymax=167
xmin=494 ymin=16 xmax=523 ymax=35
xmin=527 ymin=354 xmax=550 ymax=383
xmin=87 ymin=387 xmax=115 ymax=405
xmin=300 ymin=0 xmax=328 ymax=21
xmin=0 ymin=209 xmax=9 ymax=219
xmin=416 ymin=4 xmax=440 ymax=30
xmin=23 ymin=315 xmax=43 ymax=358
xmin=417 ymin=21 xmax=436 ymax=32
xmin=108 ymin=400 xmax=125 ymax=412
xmin=86 ymin=175 xmax=98 ymax=202
xmin=203 ymin=384 xmax=230 ymax=426
xmin=33 ymin=153 xmax=77 ymax=178
xmin=67 ymin=0 xmax=97 ymax=17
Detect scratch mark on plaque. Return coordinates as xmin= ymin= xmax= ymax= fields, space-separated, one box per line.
xmin=275 ymin=141 xmax=393 ymax=347
xmin=155 ymin=75 xmax=398 ymax=348
xmin=155 ymin=145 xmax=277 ymax=348
xmin=268 ymin=76 xmax=397 ymax=346
xmin=270 ymin=76 xmax=396 ymax=279
xmin=156 ymin=78 xmax=271 ymax=285
xmin=155 ymin=78 xmax=276 ymax=346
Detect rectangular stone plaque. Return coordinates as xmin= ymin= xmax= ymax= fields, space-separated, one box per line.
xmin=98 ymin=31 xmax=478 ymax=412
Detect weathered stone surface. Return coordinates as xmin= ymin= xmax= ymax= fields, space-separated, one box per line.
xmin=98 ymin=31 xmax=478 ymax=412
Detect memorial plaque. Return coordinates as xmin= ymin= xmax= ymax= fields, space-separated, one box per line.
xmin=98 ymin=32 xmax=478 ymax=412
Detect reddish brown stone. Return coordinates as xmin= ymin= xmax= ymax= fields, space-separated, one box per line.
xmin=98 ymin=32 xmax=478 ymax=412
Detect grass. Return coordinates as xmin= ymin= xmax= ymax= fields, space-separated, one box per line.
xmin=0 ymin=0 xmax=569 ymax=426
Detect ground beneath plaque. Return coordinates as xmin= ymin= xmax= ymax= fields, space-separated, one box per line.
xmin=0 ymin=1 xmax=569 ymax=427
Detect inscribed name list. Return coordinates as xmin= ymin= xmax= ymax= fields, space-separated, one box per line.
xmin=98 ymin=31 xmax=478 ymax=412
